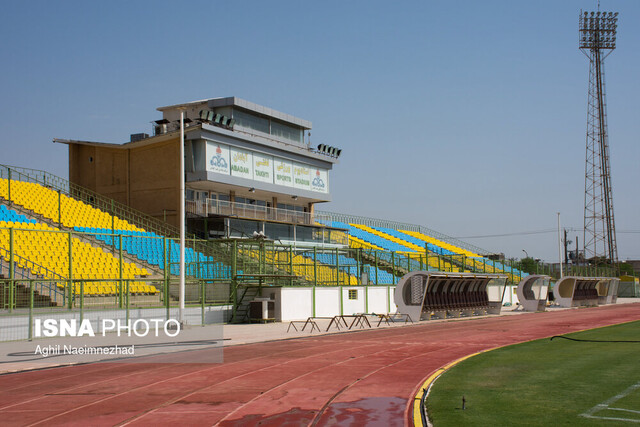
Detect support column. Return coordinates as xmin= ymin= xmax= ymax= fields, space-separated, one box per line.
xmin=164 ymin=236 xmax=169 ymax=320
xmin=231 ymin=240 xmax=238 ymax=317
xmin=68 ymin=231 xmax=73 ymax=310
xmin=374 ymin=251 xmax=379 ymax=285
xmin=335 ymin=247 xmax=340 ymax=286
xmin=7 ymin=168 xmax=11 ymax=205
xmin=289 ymin=246 xmax=294 ymax=286
xmin=391 ymin=251 xmax=396 ymax=279
xmin=119 ymin=234 xmax=123 ymax=309
xmin=313 ymin=246 xmax=318 ymax=288
xmin=9 ymin=228 xmax=14 ymax=312
xmin=58 ymin=190 xmax=62 ymax=227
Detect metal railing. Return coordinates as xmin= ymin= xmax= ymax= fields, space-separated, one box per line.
xmin=0 ymin=165 xmax=188 ymax=239
xmin=0 ymin=250 xmax=66 ymax=303
xmin=540 ymin=263 xmax=620 ymax=279
xmin=317 ymin=210 xmax=490 ymax=256
xmin=186 ymin=198 xmax=332 ymax=226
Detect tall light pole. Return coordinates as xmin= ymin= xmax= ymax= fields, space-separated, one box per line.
xmin=178 ymin=108 xmax=186 ymax=324
xmin=522 ymin=249 xmax=529 ymax=259
xmin=580 ymin=10 xmax=619 ymax=265
xmin=557 ymin=212 xmax=563 ymax=278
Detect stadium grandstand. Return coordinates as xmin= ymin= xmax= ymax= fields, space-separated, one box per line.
xmin=0 ymin=96 xmax=613 ymax=332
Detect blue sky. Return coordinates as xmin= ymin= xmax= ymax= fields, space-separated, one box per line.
xmin=1 ymin=0 xmax=638 ymax=262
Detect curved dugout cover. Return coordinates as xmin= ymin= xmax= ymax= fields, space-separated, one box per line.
xmin=515 ymin=275 xmax=551 ymax=312
xmin=394 ymin=271 xmax=508 ymax=321
xmin=552 ymin=276 xmax=620 ymax=308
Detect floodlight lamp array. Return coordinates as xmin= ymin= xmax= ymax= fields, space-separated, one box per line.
xmin=579 ymin=10 xmax=618 ymax=49
xmin=316 ymin=144 xmax=342 ymax=158
xmin=198 ymin=110 xmax=235 ymax=130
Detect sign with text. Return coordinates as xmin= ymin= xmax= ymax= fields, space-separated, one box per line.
xmin=230 ymin=147 xmax=253 ymax=179
xmin=253 ymin=155 xmax=273 ymax=184
xmin=274 ymin=159 xmax=293 ymax=187
xmin=204 ymin=141 xmax=329 ymax=194
xmin=293 ymin=162 xmax=311 ymax=190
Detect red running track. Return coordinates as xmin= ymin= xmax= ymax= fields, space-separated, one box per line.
xmin=1 ymin=303 xmax=639 ymax=427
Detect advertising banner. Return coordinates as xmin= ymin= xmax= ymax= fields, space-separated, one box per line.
xmin=311 ymin=168 xmax=328 ymax=193
xmin=206 ymin=142 xmax=230 ymax=175
xmin=230 ymin=147 xmax=253 ymax=179
xmin=274 ymin=159 xmax=294 ymax=187
xmin=293 ymin=162 xmax=311 ymax=190
xmin=253 ymin=155 xmax=273 ymax=184
xmin=204 ymin=141 xmax=328 ymax=194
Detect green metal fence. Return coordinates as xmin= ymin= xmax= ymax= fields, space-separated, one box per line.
xmin=0 ymin=225 xmax=623 ymax=300
xmin=0 ymin=277 xmax=230 ymax=341
xmin=0 ymin=218 xmax=629 ymax=340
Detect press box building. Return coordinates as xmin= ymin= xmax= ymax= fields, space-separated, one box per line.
xmin=56 ymin=97 xmax=345 ymax=246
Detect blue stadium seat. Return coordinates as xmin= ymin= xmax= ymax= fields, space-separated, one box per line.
xmin=74 ymin=226 xmax=233 ymax=280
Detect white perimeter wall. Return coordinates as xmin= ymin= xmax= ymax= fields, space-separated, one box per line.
xmin=502 ymin=285 xmax=520 ymax=305
xmin=261 ymin=286 xmax=396 ymax=321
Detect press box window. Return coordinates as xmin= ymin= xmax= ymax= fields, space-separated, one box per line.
xmin=348 ymin=289 xmax=358 ymax=300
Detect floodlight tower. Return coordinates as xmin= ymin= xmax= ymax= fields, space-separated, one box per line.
xmin=579 ymin=9 xmax=619 ymax=265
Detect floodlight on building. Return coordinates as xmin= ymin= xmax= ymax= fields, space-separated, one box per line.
xmin=315 ymin=143 xmax=342 ymax=158
xmin=249 ymin=187 xmax=255 ymax=193
xmin=292 ymin=195 xmax=298 ymax=200
xmin=197 ymin=110 xmax=235 ymax=130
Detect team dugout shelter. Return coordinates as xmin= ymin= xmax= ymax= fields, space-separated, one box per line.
xmin=55 ymin=97 xmax=347 ymax=247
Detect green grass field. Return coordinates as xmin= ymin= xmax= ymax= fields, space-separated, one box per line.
xmin=426 ymin=320 xmax=640 ymax=426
